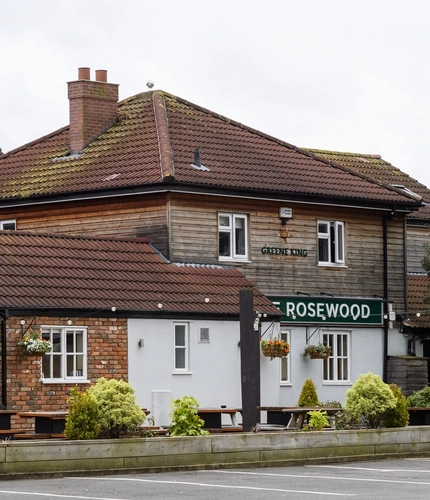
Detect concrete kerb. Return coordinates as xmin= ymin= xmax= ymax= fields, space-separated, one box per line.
xmin=0 ymin=426 xmax=430 ymax=480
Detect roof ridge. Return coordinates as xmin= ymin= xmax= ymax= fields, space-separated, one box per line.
xmin=152 ymin=90 xmax=175 ymax=181
xmin=0 ymin=126 xmax=69 ymax=159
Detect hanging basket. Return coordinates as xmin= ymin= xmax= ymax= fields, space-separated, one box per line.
xmin=308 ymin=351 xmax=331 ymax=360
xmin=262 ymin=347 xmax=287 ymax=358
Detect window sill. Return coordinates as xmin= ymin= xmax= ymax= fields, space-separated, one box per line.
xmin=41 ymin=378 xmax=90 ymax=384
xmin=218 ymin=258 xmax=251 ymax=264
xmin=322 ymin=381 xmax=352 ymax=386
xmin=318 ymin=263 xmax=347 ymax=269
xmin=172 ymin=371 xmax=193 ymax=375
xmin=280 ymin=383 xmax=292 ymax=387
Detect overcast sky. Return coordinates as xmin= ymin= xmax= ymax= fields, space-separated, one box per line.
xmin=2 ymin=0 xmax=430 ymax=188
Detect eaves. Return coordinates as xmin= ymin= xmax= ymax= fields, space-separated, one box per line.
xmin=0 ymin=181 xmax=422 ymax=214
xmin=0 ymin=306 xmax=280 ymax=322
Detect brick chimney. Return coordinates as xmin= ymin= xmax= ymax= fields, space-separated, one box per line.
xmin=67 ymin=67 xmax=119 ymax=153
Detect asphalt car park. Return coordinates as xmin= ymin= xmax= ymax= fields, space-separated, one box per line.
xmin=1 ymin=458 xmax=430 ymax=499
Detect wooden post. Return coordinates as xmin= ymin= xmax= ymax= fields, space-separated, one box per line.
xmin=240 ymin=289 xmax=261 ymax=431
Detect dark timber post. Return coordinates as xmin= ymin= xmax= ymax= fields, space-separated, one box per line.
xmin=240 ymin=289 xmax=261 ymax=431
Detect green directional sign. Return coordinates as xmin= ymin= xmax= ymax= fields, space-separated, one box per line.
xmin=267 ymin=296 xmax=384 ymax=326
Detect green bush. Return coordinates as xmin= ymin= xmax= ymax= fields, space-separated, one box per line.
xmin=297 ymin=379 xmax=320 ymax=407
xmin=305 ymin=410 xmax=329 ymax=431
xmin=407 ymin=386 xmax=430 ymax=408
xmin=89 ymin=377 xmax=145 ymax=438
xmin=382 ymin=384 xmax=409 ymax=428
xmin=64 ymin=386 xmax=100 ymax=440
xmin=169 ymin=396 xmax=209 ymax=437
xmin=321 ymin=400 xmax=342 ymax=408
xmin=346 ymin=372 xmax=396 ymax=428
xmin=334 ymin=409 xmax=361 ymax=430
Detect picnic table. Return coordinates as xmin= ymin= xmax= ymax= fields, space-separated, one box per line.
xmin=16 ymin=411 xmax=68 ymax=435
xmin=258 ymin=406 xmax=342 ymax=429
xmin=197 ymin=407 xmax=241 ymax=430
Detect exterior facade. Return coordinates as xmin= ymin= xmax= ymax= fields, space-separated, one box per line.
xmin=0 ymin=67 xmax=426 ymax=419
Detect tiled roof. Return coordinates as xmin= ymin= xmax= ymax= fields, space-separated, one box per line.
xmin=305 ymin=149 xmax=430 ymax=219
xmin=0 ymin=90 xmax=421 ymax=210
xmin=0 ymin=231 xmax=280 ymax=318
xmin=405 ymin=274 xmax=430 ymax=329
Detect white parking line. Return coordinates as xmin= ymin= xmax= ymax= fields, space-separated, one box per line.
xmin=208 ymin=469 xmax=430 ymax=486
xmin=307 ymin=465 xmax=430 ymax=473
xmin=77 ymin=476 xmax=355 ymax=496
xmin=0 ymin=492 xmax=126 ymax=500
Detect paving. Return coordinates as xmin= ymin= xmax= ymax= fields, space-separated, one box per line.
xmin=1 ymin=457 xmax=430 ymax=499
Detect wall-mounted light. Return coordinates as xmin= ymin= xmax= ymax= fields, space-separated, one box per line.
xmin=157 ymin=303 xmax=163 ymax=309
xmin=67 ymin=320 xmax=73 ymax=326
xmin=138 ymin=339 xmax=144 ymax=348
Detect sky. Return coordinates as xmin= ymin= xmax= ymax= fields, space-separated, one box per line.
xmin=2 ymin=0 xmax=430 ymax=187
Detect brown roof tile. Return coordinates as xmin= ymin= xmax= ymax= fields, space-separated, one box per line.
xmin=0 ymin=231 xmax=280 ymax=317
xmin=0 ymin=90 xmax=421 ymax=210
xmin=305 ymin=149 xmax=430 ymax=219
xmin=406 ymin=274 xmax=430 ymax=328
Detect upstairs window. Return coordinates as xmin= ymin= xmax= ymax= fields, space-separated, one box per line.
xmin=218 ymin=213 xmax=248 ymax=261
xmin=318 ymin=221 xmax=345 ymax=265
xmin=41 ymin=326 xmax=87 ymax=381
xmin=0 ymin=220 xmax=16 ymax=230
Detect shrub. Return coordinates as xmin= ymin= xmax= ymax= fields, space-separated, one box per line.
xmin=382 ymin=384 xmax=409 ymax=428
xmin=89 ymin=377 xmax=145 ymax=438
xmin=297 ymin=379 xmax=320 ymax=407
xmin=407 ymin=386 xmax=430 ymax=408
xmin=346 ymin=372 xmax=396 ymax=428
xmin=64 ymin=386 xmax=100 ymax=440
xmin=321 ymin=400 xmax=342 ymax=408
xmin=169 ymin=396 xmax=209 ymax=437
xmin=305 ymin=410 xmax=329 ymax=431
xmin=334 ymin=409 xmax=361 ymax=430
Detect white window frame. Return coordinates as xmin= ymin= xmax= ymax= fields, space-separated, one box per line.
xmin=318 ymin=220 xmax=345 ymax=265
xmin=0 ymin=219 xmax=16 ymax=230
xmin=218 ymin=212 xmax=249 ymax=261
xmin=280 ymin=328 xmax=291 ymax=385
xmin=322 ymin=330 xmax=350 ymax=384
xmin=173 ymin=322 xmax=190 ymax=373
xmin=41 ymin=326 xmax=88 ymax=383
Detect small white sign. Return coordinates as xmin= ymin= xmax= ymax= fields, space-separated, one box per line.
xmin=279 ymin=207 xmax=293 ymax=218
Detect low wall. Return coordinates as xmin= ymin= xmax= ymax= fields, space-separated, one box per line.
xmin=1 ymin=427 xmax=430 ymax=479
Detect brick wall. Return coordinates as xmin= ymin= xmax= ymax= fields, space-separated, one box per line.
xmin=4 ymin=315 xmax=127 ymax=427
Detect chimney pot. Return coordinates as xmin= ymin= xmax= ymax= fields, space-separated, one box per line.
xmin=78 ymin=67 xmax=91 ymax=80
xmin=95 ymin=69 xmax=107 ymax=82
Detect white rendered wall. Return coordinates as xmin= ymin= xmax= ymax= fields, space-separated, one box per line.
xmin=128 ymin=319 xmax=398 ymax=426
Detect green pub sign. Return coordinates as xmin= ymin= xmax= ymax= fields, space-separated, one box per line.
xmin=268 ymin=296 xmax=384 ymax=326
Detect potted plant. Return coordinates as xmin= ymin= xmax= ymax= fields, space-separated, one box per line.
xmin=261 ymin=337 xmax=290 ymax=360
xmin=303 ymin=343 xmax=331 ymax=360
xmin=18 ymin=330 xmax=52 ymax=355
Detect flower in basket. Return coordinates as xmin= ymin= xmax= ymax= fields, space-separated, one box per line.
xmin=303 ymin=343 xmax=331 ymax=359
xmin=260 ymin=337 xmax=290 ymax=360
xmin=18 ymin=330 xmax=52 ymax=355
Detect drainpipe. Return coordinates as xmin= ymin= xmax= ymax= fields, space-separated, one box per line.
xmin=1 ymin=310 xmax=8 ymax=408
xmin=382 ymin=212 xmax=391 ymax=382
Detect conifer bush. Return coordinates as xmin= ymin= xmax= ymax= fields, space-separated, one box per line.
xmin=297 ymin=379 xmax=320 ymax=407
xmin=89 ymin=377 xmax=145 ymax=438
xmin=64 ymin=386 xmax=100 ymax=440
xmin=346 ymin=372 xmax=396 ymax=428
xmin=381 ymin=383 xmax=409 ymax=428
